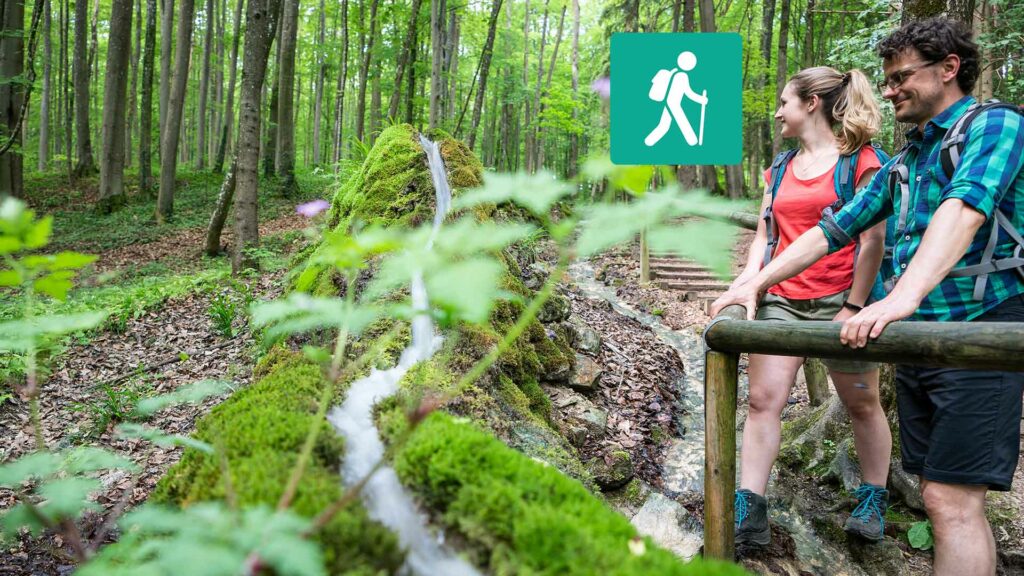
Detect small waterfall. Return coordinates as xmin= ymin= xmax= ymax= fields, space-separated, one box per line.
xmin=328 ymin=134 xmax=479 ymax=576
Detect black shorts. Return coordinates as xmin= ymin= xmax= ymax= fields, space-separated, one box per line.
xmin=896 ymin=294 xmax=1024 ymax=491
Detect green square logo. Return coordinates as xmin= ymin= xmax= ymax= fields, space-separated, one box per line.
xmin=611 ymin=33 xmax=742 ymax=166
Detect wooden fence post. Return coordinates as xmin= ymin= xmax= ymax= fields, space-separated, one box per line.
xmin=639 ymin=229 xmax=650 ymax=283
xmin=704 ymin=348 xmax=739 ymax=560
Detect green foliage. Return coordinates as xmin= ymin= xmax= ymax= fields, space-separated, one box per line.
xmin=207 ymin=291 xmax=238 ymax=338
xmin=70 ymin=380 xmax=149 ymax=437
xmin=80 ymin=504 xmax=326 ymax=576
xmin=907 ymin=520 xmax=934 ymax=551
xmin=393 ymin=413 xmax=747 ymax=575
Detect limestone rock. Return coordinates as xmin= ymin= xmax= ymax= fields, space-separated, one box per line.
xmin=565 ymin=316 xmax=601 ymax=355
xmin=545 ymin=387 xmax=608 ymax=442
xmin=888 ymin=460 xmax=925 ymax=512
xmin=523 ymin=262 xmax=550 ymax=290
xmin=587 ymin=451 xmax=634 ymax=491
xmin=538 ymin=292 xmax=571 ymax=323
xmin=630 ymin=492 xmax=703 ymax=561
xmin=569 ymin=354 xmax=603 ymax=392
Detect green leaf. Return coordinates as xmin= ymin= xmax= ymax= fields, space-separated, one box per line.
xmin=452 ymin=171 xmax=573 ymax=217
xmin=24 ymin=216 xmax=53 ymax=249
xmin=134 ymin=379 xmax=233 ymax=416
xmin=908 ymin=520 xmax=933 ymax=550
xmin=49 ymin=251 xmax=98 ymax=271
xmin=33 ymin=270 xmax=76 ymax=301
xmin=425 ymin=257 xmax=505 ymax=324
xmin=0 ymin=312 xmax=107 ymax=351
xmin=309 ymin=226 xmax=404 ymax=272
xmin=251 ymin=294 xmax=382 ymax=339
xmin=0 ymin=452 xmax=61 ymax=487
xmin=1 ymin=503 xmax=46 ymax=539
xmin=37 ymin=477 xmax=101 ymax=519
xmin=646 ymin=219 xmax=738 ymax=279
xmin=575 ymin=193 xmax=679 ymax=258
xmin=0 ymin=269 xmax=22 ymax=286
xmin=0 ymin=236 xmax=21 ymax=255
xmin=62 ymin=446 xmax=139 ymax=474
xmin=116 ymin=424 xmax=214 ymax=454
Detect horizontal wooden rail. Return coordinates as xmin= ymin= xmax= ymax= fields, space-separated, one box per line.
xmin=702 ymin=304 xmax=1024 ymax=561
xmin=705 ymin=304 xmax=1024 ymax=372
xmin=727 ymin=211 xmax=758 ymax=231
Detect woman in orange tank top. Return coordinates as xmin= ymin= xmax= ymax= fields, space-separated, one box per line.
xmin=731 ymin=67 xmax=892 ymax=546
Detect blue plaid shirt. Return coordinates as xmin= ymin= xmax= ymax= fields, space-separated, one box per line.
xmin=817 ymin=95 xmax=1024 ymax=321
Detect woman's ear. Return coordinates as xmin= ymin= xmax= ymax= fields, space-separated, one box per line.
xmin=807 ymin=94 xmax=820 ymax=113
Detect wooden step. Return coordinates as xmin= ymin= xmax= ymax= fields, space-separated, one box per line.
xmin=657 ymin=281 xmax=731 ymax=292
xmin=649 ymin=263 xmax=709 ymax=273
xmin=652 ymin=271 xmax=717 ymax=282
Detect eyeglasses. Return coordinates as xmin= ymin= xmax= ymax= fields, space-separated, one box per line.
xmin=876 ymin=60 xmax=940 ymax=92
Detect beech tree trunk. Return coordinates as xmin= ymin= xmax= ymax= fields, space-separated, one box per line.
xmin=773 ymin=0 xmax=790 ymax=155
xmin=330 ymin=0 xmax=347 ymax=166
xmin=214 ymin=0 xmax=243 ymax=172
xmin=140 ymin=0 xmax=156 ymax=193
xmin=428 ymin=0 xmax=443 ymax=129
xmin=233 ymin=0 xmax=284 ymax=272
xmin=387 ymin=0 xmax=423 ymax=121
xmin=98 ymin=0 xmax=134 ymax=212
xmin=262 ymin=19 xmax=281 ymax=176
xmin=0 ymin=0 xmax=24 ymax=197
xmin=466 ymin=0 xmax=502 ymax=151
xmin=73 ymin=0 xmax=95 ymax=176
xmin=159 ymin=0 xmax=174 ymax=140
xmin=38 ymin=0 xmax=50 ymax=171
xmin=156 ymin=0 xmax=196 ymax=221
xmin=354 ymin=0 xmax=379 ymax=142
xmin=275 ymin=0 xmax=298 ymax=193
xmin=196 ymin=0 xmax=213 ymax=168
xmin=311 ymin=0 xmax=325 ymax=164
xmin=126 ymin=0 xmax=141 ymax=168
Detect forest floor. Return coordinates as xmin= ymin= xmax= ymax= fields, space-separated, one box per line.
xmin=0 ymin=171 xmax=328 ymax=574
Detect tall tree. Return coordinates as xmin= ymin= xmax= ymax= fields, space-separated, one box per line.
xmin=444 ymin=9 xmax=458 ymax=122
xmin=275 ymin=0 xmax=298 ymax=193
xmin=38 ymin=0 xmax=51 ymax=171
xmin=535 ymin=2 xmax=565 ymax=169
xmin=0 ymin=0 xmax=25 ymax=197
xmin=311 ymin=0 xmax=325 ymax=164
xmin=140 ymin=0 xmax=157 ymax=193
xmin=98 ymin=0 xmax=134 ymax=212
xmin=156 ymin=0 xmax=196 ymax=221
xmin=214 ymin=0 xmax=243 ymax=172
xmin=466 ymin=0 xmax=502 ymax=150
xmin=772 ymin=0 xmax=791 ymax=155
xmin=803 ymin=0 xmax=815 ymax=67
xmin=330 ymin=0 xmax=348 ymax=166
xmin=73 ymin=0 xmax=95 ymax=176
xmin=262 ymin=19 xmax=281 ymax=175
xmin=126 ymin=0 xmax=142 ymax=167
xmin=354 ymin=0 xmax=379 ymax=142
xmin=567 ymin=0 xmax=579 ymax=177
xmin=196 ymin=0 xmax=214 ymax=168
xmin=428 ymin=0 xmax=443 ymax=128
xmin=525 ymin=0 xmax=549 ymax=172
xmin=232 ymin=0 xmax=284 ymax=271
xmin=387 ymin=0 xmax=423 ymax=121
xmin=159 ymin=0 xmax=174 ymax=135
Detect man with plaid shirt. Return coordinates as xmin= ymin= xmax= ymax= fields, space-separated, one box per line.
xmin=711 ymin=17 xmax=1023 ymax=575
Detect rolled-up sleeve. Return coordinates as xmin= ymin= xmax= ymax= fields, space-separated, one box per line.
xmin=817 ymin=167 xmax=894 ymax=253
xmin=941 ymin=108 xmax=1024 ymax=218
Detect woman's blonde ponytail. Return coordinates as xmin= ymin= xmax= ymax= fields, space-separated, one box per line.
xmin=789 ymin=66 xmax=881 ymax=154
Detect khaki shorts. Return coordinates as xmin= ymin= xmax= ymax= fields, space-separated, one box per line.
xmin=755 ymin=290 xmax=878 ymax=374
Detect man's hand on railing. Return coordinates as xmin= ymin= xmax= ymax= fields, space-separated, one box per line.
xmin=839 ymin=291 xmax=920 ymax=348
xmin=709 ymin=280 xmax=761 ymax=320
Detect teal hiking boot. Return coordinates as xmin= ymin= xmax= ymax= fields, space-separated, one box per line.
xmin=844 ymin=483 xmax=888 ymax=542
xmin=735 ymin=489 xmax=770 ymax=547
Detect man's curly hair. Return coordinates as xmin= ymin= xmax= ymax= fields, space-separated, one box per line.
xmin=876 ymin=17 xmax=980 ymax=94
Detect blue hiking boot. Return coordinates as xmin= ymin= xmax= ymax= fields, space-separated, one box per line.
xmin=844 ymin=483 xmax=889 ymax=542
xmin=735 ymin=489 xmax=770 ymax=547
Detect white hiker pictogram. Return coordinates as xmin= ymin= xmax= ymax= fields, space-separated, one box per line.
xmin=644 ymin=51 xmax=708 ymax=147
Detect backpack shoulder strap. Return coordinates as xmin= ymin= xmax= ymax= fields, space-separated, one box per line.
xmin=762 ymin=148 xmax=798 ymax=267
xmin=940 ymin=99 xmax=1024 ymax=180
xmin=768 ymin=149 xmax=798 ymax=201
xmin=835 ymin=143 xmax=891 ymax=205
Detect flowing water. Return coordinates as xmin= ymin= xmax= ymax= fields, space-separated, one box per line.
xmin=327 ymin=135 xmax=480 ymax=576
xmin=569 ymin=261 xmax=865 ymax=574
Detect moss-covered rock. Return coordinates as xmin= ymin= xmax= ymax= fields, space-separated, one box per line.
xmin=151 ymin=351 xmax=403 ymax=575
xmin=393 ymin=412 xmax=747 ymax=576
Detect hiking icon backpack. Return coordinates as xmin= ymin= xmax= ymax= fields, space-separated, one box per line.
xmin=885 ymin=99 xmax=1024 ymax=300
xmin=762 ymin=143 xmax=891 ymax=268
xmin=649 ymin=68 xmax=678 ymax=102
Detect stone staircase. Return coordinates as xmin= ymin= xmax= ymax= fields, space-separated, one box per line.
xmin=649 ymin=256 xmax=732 ymax=313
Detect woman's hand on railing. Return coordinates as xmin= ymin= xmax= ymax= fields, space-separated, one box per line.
xmin=709 ymin=280 xmax=761 ymax=320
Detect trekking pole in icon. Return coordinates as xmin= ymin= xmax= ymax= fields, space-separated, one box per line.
xmin=698 ymin=90 xmax=707 ymax=146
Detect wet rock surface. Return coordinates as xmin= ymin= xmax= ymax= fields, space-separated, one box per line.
xmin=588 ymin=451 xmax=634 ymax=490
xmin=630 ymin=492 xmax=704 ymax=560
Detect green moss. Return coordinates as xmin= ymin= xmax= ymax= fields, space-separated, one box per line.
xmin=151 ymin=351 xmax=403 ymax=575
xmin=393 ymin=413 xmax=747 ymax=576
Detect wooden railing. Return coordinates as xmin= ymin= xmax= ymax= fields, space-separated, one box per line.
xmin=701 ymin=304 xmax=1024 ymax=560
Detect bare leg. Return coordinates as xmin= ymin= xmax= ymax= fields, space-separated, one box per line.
xmin=739 ymin=353 xmax=805 ymax=496
xmin=921 ymin=480 xmax=995 ymax=576
xmin=830 ymin=369 xmax=891 ymax=487
xmin=644 ymin=109 xmax=672 ymax=146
